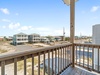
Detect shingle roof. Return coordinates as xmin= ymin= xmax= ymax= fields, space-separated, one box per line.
xmin=14 ymin=32 xmax=27 ymax=36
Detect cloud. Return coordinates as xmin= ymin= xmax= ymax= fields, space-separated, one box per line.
xmin=35 ymin=28 xmax=69 ymax=36
xmin=91 ymin=6 xmax=100 ymax=12
xmin=36 ymin=27 xmax=50 ymax=31
xmin=15 ymin=13 xmax=19 ymax=16
xmin=54 ymin=30 xmax=63 ymax=35
xmin=18 ymin=26 xmax=32 ymax=31
xmin=2 ymin=19 xmax=11 ymax=22
xmin=54 ymin=29 xmax=69 ymax=36
xmin=2 ymin=26 xmax=6 ymax=29
xmin=91 ymin=16 xmax=98 ymax=20
xmin=0 ymin=8 xmax=10 ymax=14
xmin=8 ymin=23 xmax=20 ymax=29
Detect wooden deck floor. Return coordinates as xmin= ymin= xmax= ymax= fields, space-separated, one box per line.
xmin=60 ymin=66 xmax=99 ymax=75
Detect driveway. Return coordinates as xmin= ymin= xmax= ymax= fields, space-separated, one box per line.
xmin=15 ymin=45 xmax=34 ymax=51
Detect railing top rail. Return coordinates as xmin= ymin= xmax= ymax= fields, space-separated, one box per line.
xmin=74 ymin=43 xmax=100 ymax=47
xmin=0 ymin=43 xmax=72 ymax=61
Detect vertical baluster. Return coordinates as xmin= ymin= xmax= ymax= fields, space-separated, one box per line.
xmin=70 ymin=46 xmax=71 ymax=63
xmin=68 ymin=46 xmax=70 ymax=65
xmin=38 ymin=53 xmax=40 ymax=75
xmin=66 ymin=46 xmax=68 ymax=65
xmin=75 ymin=45 xmax=76 ymax=63
xmin=1 ymin=61 xmax=5 ymax=75
xmin=52 ymin=50 xmax=54 ymax=75
xmin=61 ymin=47 xmax=62 ymax=71
xmin=83 ymin=45 xmax=85 ymax=67
xmin=98 ymin=47 xmax=99 ymax=72
xmin=69 ymin=46 xmax=70 ymax=64
xmin=32 ymin=54 xmax=34 ymax=75
xmin=67 ymin=46 xmax=69 ymax=65
xmin=63 ymin=47 xmax=64 ymax=70
xmin=48 ymin=50 xmax=50 ymax=75
xmin=43 ymin=52 xmax=45 ymax=75
xmin=58 ymin=48 xmax=59 ymax=74
xmin=55 ymin=49 xmax=57 ymax=75
xmin=79 ymin=45 xmax=81 ymax=66
xmin=14 ymin=58 xmax=17 ymax=75
xmin=76 ymin=45 xmax=77 ymax=64
xmin=87 ymin=46 xmax=89 ymax=69
xmin=64 ymin=47 xmax=65 ymax=68
xmin=24 ymin=56 xmax=27 ymax=75
xmin=65 ymin=47 xmax=67 ymax=67
xmin=92 ymin=46 xmax=94 ymax=70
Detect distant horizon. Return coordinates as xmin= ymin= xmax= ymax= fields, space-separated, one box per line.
xmin=0 ymin=31 xmax=92 ymax=37
xmin=0 ymin=0 xmax=100 ymax=36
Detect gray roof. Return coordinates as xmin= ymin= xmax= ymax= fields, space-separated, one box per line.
xmin=14 ymin=32 xmax=28 ymax=36
xmin=30 ymin=33 xmax=40 ymax=36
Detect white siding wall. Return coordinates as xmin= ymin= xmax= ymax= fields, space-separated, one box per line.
xmin=92 ymin=24 xmax=100 ymax=68
xmin=13 ymin=35 xmax=28 ymax=44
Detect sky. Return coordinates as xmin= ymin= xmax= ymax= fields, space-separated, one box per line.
xmin=0 ymin=0 xmax=100 ymax=37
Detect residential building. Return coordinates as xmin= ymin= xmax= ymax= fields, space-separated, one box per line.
xmin=92 ymin=24 xmax=100 ymax=69
xmin=46 ymin=36 xmax=55 ymax=42
xmin=40 ymin=36 xmax=50 ymax=43
xmin=13 ymin=32 xmax=28 ymax=45
xmin=0 ymin=36 xmax=4 ymax=41
xmin=92 ymin=24 xmax=100 ymax=44
xmin=6 ymin=36 xmax=13 ymax=41
xmin=54 ymin=36 xmax=62 ymax=41
xmin=28 ymin=33 xmax=40 ymax=43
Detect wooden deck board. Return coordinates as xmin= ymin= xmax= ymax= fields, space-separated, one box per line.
xmin=60 ymin=66 xmax=98 ymax=75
